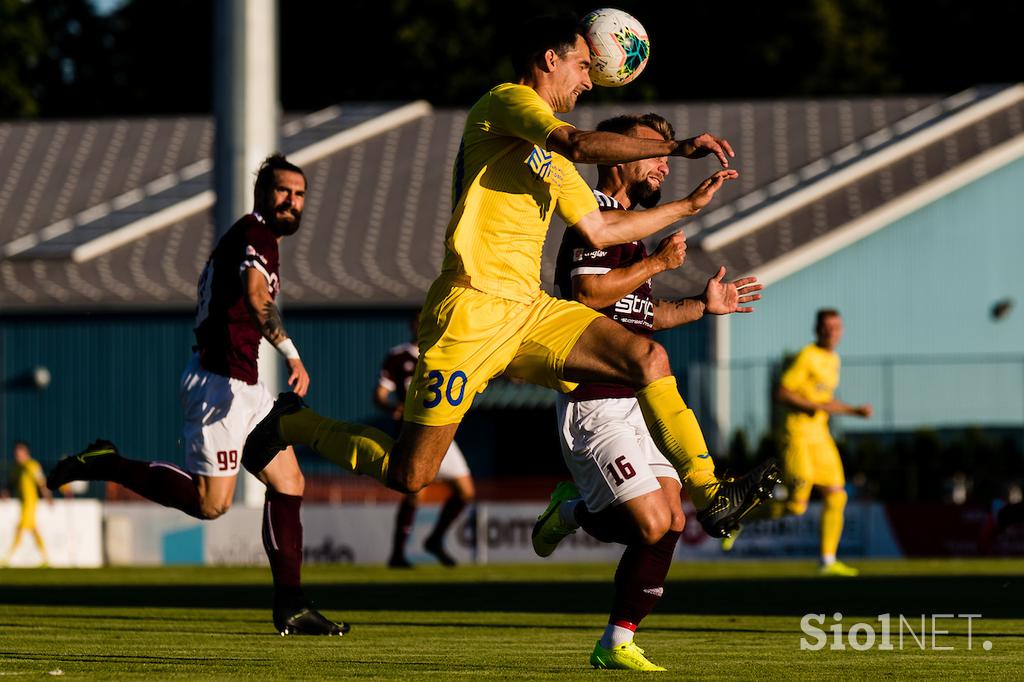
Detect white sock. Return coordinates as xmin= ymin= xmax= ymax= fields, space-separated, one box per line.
xmin=821 ymin=554 xmax=836 ymax=566
xmin=558 ymin=498 xmax=582 ymax=529
xmin=599 ymin=624 xmax=635 ymax=649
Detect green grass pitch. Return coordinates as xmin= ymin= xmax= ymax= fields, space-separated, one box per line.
xmin=2 ymin=559 xmax=1022 ymax=679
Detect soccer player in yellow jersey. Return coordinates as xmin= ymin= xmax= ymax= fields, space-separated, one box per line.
xmin=243 ymin=15 xmax=780 ymax=543
xmin=3 ymin=441 xmax=51 ymax=566
xmin=725 ymin=309 xmax=872 ymax=576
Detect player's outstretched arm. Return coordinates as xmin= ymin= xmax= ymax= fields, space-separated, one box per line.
xmin=572 ymin=170 xmax=738 ymax=249
xmin=652 ymin=267 xmax=764 ymax=330
xmin=572 ymin=232 xmax=686 ymax=309
xmin=548 ymin=127 xmax=735 ymax=167
xmin=243 ymin=268 xmax=310 ymax=396
xmin=822 ymin=400 xmax=874 ymax=418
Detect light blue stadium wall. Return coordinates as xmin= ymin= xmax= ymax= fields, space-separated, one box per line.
xmin=0 ymin=311 xmax=413 ymax=472
xmin=726 ymin=155 xmax=1024 ymax=442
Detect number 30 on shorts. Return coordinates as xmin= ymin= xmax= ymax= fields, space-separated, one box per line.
xmin=422 ymin=370 xmax=468 ymax=408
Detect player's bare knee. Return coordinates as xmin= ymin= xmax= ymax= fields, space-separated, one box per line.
xmin=628 ymin=339 xmax=670 ymax=386
xmin=389 ymin=468 xmax=430 ymax=495
xmin=670 ymin=509 xmax=686 ymax=533
xmin=636 ymin=511 xmax=671 ymax=545
xmin=268 ymin=469 xmax=304 ymax=496
xmin=198 ymin=500 xmax=230 ymax=519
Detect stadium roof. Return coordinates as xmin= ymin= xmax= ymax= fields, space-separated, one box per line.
xmin=1 ymin=84 xmax=1022 ymax=312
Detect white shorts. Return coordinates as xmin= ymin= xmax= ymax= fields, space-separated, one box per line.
xmin=555 ymin=394 xmax=679 ymax=513
xmin=436 ymin=440 xmax=471 ymax=481
xmin=179 ymin=354 xmax=275 ymax=477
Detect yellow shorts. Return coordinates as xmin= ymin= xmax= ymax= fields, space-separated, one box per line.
xmin=405 ymin=279 xmax=603 ymax=426
xmin=18 ymin=500 xmax=38 ymax=530
xmin=781 ymin=433 xmax=845 ymax=500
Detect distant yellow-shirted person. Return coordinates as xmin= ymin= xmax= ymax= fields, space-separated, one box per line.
xmin=725 ymin=309 xmax=872 ymax=576
xmin=4 ymin=441 xmax=51 ymax=566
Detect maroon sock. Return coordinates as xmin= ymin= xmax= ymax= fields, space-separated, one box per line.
xmin=263 ymin=490 xmax=304 ymax=602
xmin=609 ymin=530 xmax=681 ymax=628
xmin=426 ymin=495 xmax=467 ymax=546
xmin=391 ymin=498 xmax=418 ymax=559
xmin=575 ymin=504 xmax=638 ymax=545
xmin=109 ymin=458 xmax=203 ymax=519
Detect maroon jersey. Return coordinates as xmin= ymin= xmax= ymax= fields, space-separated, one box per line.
xmin=193 ymin=212 xmax=280 ymax=384
xmin=554 ymin=190 xmax=654 ymax=401
xmin=379 ymin=342 xmax=419 ymax=419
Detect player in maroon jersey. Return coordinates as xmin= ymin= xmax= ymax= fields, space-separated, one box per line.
xmin=47 ymin=155 xmax=347 ymax=636
xmin=537 ymin=114 xmax=763 ymax=670
xmin=375 ymin=315 xmax=475 ymax=568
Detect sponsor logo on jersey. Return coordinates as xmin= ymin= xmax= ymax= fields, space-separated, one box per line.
xmin=527 ymin=145 xmax=553 ymax=180
xmin=614 ymin=293 xmax=654 ymax=322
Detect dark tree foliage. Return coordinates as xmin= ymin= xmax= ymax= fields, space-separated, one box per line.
xmin=2 ymin=0 xmax=1020 ymax=118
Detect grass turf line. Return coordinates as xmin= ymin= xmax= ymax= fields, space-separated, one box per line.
xmin=1 ymin=559 xmax=1022 ymax=679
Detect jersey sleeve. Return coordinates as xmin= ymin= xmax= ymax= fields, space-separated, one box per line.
xmin=568 ymin=242 xmax=627 ymax=278
xmin=780 ymin=348 xmax=812 ymax=393
xmin=487 ymin=84 xmax=571 ymax=148
xmin=555 ymin=165 xmax=600 ymax=227
xmin=240 ymin=222 xmax=279 ymax=286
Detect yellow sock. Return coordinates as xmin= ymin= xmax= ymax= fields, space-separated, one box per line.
xmin=6 ymin=529 xmax=24 ymax=561
xmin=820 ymin=489 xmax=847 ymax=559
xmin=636 ymin=376 xmax=719 ymax=508
xmin=32 ymin=529 xmax=48 ymax=565
xmin=279 ymin=408 xmax=393 ymax=485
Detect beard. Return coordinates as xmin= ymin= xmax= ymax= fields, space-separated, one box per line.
xmin=268 ymin=206 xmax=302 ymax=236
xmin=629 ymin=181 xmax=662 ymax=209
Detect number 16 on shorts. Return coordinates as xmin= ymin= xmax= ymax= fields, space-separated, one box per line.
xmin=605 ymin=454 xmax=637 ymax=486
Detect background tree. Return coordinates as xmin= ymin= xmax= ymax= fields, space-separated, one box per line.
xmin=2 ymin=0 xmax=1019 ymax=119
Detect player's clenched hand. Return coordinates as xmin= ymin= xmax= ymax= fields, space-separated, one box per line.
xmin=686 ymin=169 xmax=739 ymax=213
xmin=654 ymin=232 xmax=686 ymax=272
xmin=855 ymin=404 xmax=874 ymax=419
xmin=679 ymin=132 xmax=735 ymax=167
xmin=287 ymin=358 xmax=310 ymax=397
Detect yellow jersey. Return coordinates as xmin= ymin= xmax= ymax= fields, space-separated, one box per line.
xmin=780 ymin=343 xmax=840 ymax=440
xmin=12 ymin=458 xmax=43 ymax=504
xmin=443 ymin=83 xmax=599 ymax=303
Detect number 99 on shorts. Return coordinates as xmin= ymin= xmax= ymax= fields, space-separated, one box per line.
xmin=422 ymin=370 xmax=468 ymax=408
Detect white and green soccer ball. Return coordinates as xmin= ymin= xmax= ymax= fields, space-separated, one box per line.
xmin=582 ymin=8 xmax=650 ymax=87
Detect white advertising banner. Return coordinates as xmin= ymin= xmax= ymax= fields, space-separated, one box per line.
xmin=0 ymin=499 xmax=103 ymax=567
xmin=99 ymin=500 xmax=904 ymax=566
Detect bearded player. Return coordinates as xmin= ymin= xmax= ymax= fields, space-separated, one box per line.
xmin=537 ymin=113 xmax=763 ymax=670
xmin=47 ymin=155 xmax=347 ymax=636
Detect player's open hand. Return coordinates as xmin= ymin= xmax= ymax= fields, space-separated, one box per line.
xmin=704 ymin=266 xmax=763 ymax=315
xmin=682 ymin=132 xmax=735 ymax=167
xmin=654 ymin=232 xmax=686 ymax=272
xmin=686 ymin=169 xmax=739 ymax=213
xmin=287 ymin=358 xmax=310 ymax=397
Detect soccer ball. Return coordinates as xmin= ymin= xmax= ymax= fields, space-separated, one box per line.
xmin=581 ymin=8 xmax=650 ymax=87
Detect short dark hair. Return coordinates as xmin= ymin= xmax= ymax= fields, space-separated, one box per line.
xmin=12 ymin=440 xmax=29 ymax=452
xmin=816 ymin=308 xmax=840 ymax=329
xmin=510 ymin=14 xmax=584 ymax=78
xmin=597 ymin=113 xmax=676 ymax=141
xmin=254 ymin=154 xmax=305 ymax=196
